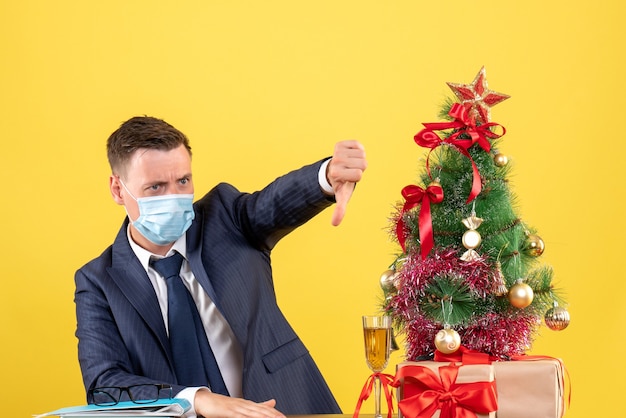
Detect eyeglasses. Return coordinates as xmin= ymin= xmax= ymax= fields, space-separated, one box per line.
xmin=88 ymin=384 xmax=172 ymax=406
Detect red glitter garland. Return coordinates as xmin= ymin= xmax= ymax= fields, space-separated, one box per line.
xmin=387 ymin=249 xmax=538 ymax=359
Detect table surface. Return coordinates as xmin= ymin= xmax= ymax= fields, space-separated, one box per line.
xmin=289 ymin=415 xmax=375 ymax=418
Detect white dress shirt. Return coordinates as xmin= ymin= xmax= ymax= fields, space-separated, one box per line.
xmin=127 ymin=229 xmax=243 ymax=416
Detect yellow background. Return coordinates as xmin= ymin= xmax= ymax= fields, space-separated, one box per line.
xmin=1 ymin=1 xmax=623 ymax=417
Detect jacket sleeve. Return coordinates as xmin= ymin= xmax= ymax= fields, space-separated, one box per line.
xmin=196 ymin=159 xmax=334 ymax=252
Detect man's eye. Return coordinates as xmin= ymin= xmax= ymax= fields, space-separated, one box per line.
xmin=149 ymin=184 xmax=160 ymax=191
xmin=180 ymin=178 xmax=189 ymax=185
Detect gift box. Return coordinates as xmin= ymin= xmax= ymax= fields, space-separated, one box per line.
xmin=394 ymin=362 xmax=497 ymax=418
xmin=395 ymin=358 xmax=565 ymax=418
xmin=493 ymin=358 xmax=565 ymax=418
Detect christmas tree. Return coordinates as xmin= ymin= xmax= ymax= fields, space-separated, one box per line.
xmin=383 ymin=67 xmax=570 ymax=361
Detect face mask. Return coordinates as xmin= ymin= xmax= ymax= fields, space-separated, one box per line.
xmin=120 ymin=179 xmax=195 ymax=246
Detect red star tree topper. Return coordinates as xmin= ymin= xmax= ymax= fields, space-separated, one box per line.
xmin=446 ymin=66 xmax=510 ymax=124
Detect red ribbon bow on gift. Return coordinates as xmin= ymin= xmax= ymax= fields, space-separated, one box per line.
xmin=396 ymin=183 xmax=444 ymax=259
xmin=414 ymin=103 xmax=506 ymax=204
xmin=353 ymin=372 xmax=395 ymax=418
xmin=392 ymin=363 xmax=498 ymax=418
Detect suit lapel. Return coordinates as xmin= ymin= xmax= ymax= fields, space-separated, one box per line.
xmin=107 ymin=220 xmax=172 ymax=360
xmin=186 ymin=213 xmax=221 ymax=309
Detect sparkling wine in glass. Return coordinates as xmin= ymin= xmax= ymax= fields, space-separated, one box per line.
xmin=362 ymin=315 xmax=391 ymax=418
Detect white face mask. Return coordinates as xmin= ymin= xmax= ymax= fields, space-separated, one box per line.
xmin=120 ymin=180 xmax=195 ymax=245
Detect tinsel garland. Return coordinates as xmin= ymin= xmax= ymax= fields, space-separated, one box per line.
xmin=387 ymin=249 xmax=539 ymax=359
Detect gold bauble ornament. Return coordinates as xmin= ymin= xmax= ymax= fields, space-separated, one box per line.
xmin=524 ymin=234 xmax=545 ymax=257
xmin=428 ymin=179 xmax=442 ymax=189
xmin=434 ymin=328 xmax=461 ymax=354
xmin=494 ymin=153 xmax=508 ymax=167
xmin=545 ymin=305 xmax=571 ymax=331
xmin=380 ymin=269 xmax=397 ymax=293
xmin=508 ymin=281 xmax=534 ymax=308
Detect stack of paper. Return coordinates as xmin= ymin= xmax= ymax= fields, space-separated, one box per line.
xmin=34 ymin=399 xmax=191 ymax=418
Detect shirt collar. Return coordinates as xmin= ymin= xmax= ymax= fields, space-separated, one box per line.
xmin=126 ymin=225 xmax=188 ymax=272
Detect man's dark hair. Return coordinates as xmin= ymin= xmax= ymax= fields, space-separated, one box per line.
xmin=106 ymin=116 xmax=192 ymax=177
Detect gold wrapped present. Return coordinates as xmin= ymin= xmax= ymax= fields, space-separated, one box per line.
xmin=493 ymin=358 xmax=565 ymax=418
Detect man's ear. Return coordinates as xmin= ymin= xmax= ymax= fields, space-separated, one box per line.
xmin=109 ymin=175 xmax=125 ymax=205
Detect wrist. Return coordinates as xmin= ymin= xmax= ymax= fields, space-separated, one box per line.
xmin=318 ymin=158 xmax=334 ymax=195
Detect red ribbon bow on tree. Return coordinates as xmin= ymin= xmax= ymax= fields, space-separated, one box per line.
xmin=392 ymin=364 xmax=498 ymax=418
xmin=396 ymin=183 xmax=444 ymax=259
xmin=414 ymin=102 xmax=505 ymax=204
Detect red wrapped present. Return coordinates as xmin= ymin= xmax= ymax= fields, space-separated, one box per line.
xmin=393 ymin=362 xmax=497 ymax=418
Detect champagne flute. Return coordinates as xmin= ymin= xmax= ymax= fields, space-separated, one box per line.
xmin=362 ymin=315 xmax=392 ymax=418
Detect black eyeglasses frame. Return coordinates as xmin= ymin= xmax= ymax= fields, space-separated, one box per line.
xmin=88 ymin=383 xmax=173 ymax=406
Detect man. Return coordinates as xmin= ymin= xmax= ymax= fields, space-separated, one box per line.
xmin=75 ymin=116 xmax=367 ymax=418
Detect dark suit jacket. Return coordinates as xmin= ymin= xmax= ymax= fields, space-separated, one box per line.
xmin=75 ymin=160 xmax=342 ymax=414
